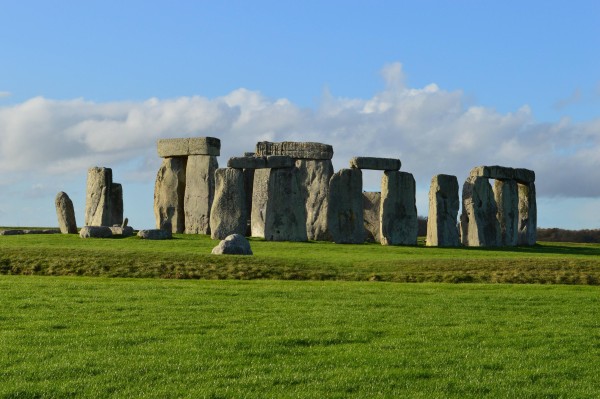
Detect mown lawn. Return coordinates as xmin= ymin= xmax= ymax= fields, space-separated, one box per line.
xmin=1 ymin=276 xmax=599 ymax=398
xmin=1 ymin=233 xmax=600 ymax=284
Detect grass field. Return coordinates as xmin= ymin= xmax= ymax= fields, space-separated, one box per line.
xmin=1 ymin=276 xmax=599 ymax=398
xmin=1 ymin=233 xmax=600 ymax=284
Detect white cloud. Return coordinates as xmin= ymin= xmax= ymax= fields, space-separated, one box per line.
xmin=0 ymin=63 xmax=599 ymax=203
xmin=0 ymin=91 xmax=11 ymax=98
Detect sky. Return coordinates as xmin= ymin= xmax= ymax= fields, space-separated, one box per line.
xmin=1 ymin=1 xmax=599 ymax=229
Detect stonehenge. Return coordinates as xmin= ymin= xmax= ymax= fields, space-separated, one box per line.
xmin=148 ymin=136 xmax=537 ymax=247
xmin=84 ymin=167 xmax=124 ymax=227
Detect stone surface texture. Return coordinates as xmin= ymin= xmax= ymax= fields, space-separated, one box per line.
xmin=211 ymin=233 xmax=253 ymax=255
xmin=109 ymin=226 xmax=134 ymax=237
xmin=350 ymin=157 xmax=401 ymax=171
xmin=363 ymin=192 xmax=381 ymax=243
xmin=109 ymin=183 xmax=123 ymax=226
xmin=210 ymin=168 xmax=247 ymax=240
xmin=425 ymin=175 xmax=460 ymax=247
xmin=296 ymin=159 xmax=334 ymax=241
xmin=327 ymin=168 xmax=364 ymax=244
xmin=184 ymin=155 xmax=218 ymax=234
xmin=79 ymin=226 xmax=113 ymax=238
xmin=380 ymin=171 xmax=418 ymax=246
xmin=518 ymin=182 xmax=537 ymax=245
xmin=157 ymin=137 xmax=221 ymax=157
xmin=85 ymin=167 xmax=113 ymax=226
xmin=460 ymin=176 xmax=501 ymax=247
xmin=470 ymin=165 xmax=535 ymax=184
xmin=255 ymin=141 xmax=333 ymax=160
xmin=55 ymin=191 xmax=78 ymax=234
xmin=494 ymin=179 xmax=519 ymax=246
xmin=137 ymin=229 xmax=172 ymax=240
xmin=154 ymin=157 xmax=187 ymax=233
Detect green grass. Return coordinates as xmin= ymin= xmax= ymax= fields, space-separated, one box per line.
xmin=1 ymin=233 xmax=600 ymax=284
xmin=1 ymin=276 xmax=599 ymax=398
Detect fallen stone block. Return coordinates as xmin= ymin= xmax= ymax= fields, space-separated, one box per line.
xmin=211 ymin=234 xmax=253 ymax=255
xmin=137 ymin=229 xmax=172 ymax=240
xmin=350 ymin=157 xmax=401 ymax=171
xmin=79 ymin=226 xmax=113 ymax=238
xmin=109 ymin=226 xmax=135 ymax=237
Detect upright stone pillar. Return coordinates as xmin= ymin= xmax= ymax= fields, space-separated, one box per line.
xmin=210 ymin=168 xmax=246 ymax=240
xmin=184 ymin=155 xmax=218 ymax=234
xmin=363 ymin=192 xmax=381 ymax=243
xmin=295 ymin=159 xmax=334 ymax=241
xmin=327 ymin=168 xmax=364 ymax=244
xmin=426 ymin=174 xmax=459 ymax=247
xmin=380 ymin=171 xmax=418 ymax=246
xmin=55 ymin=192 xmax=77 ymax=234
xmin=154 ymin=157 xmax=187 ymax=233
xmin=460 ymin=176 xmax=501 ymax=246
xmin=110 ymin=183 xmax=123 ymax=226
xmin=85 ymin=167 xmax=113 ymax=226
xmin=518 ymin=182 xmax=537 ymax=245
xmin=494 ymin=179 xmax=519 ymax=246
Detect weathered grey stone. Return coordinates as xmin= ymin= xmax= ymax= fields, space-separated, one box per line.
xmin=110 ymin=183 xmax=123 ymax=226
xmin=137 ymin=229 xmax=172 ymax=240
xmin=55 ymin=191 xmax=77 ymax=234
xmin=184 ymin=155 xmax=218 ymax=234
xmin=244 ymin=152 xmax=256 ymax=157
xmin=255 ymin=141 xmax=334 ymax=160
xmin=363 ymin=192 xmax=381 ymax=243
xmin=380 ymin=171 xmax=418 ymax=246
xmin=154 ymin=157 xmax=187 ymax=233
xmin=22 ymin=229 xmax=60 ymax=234
xmin=85 ymin=167 xmax=112 ymax=226
xmin=266 ymin=156 xmax=294 ymax=169
xmin=350 ymin=157 xmax=401 ymax=171
xmin=460 ymin=176 xmax=501 ymax=247
xmin=518 ymin=182 xmax=537 ymax=245
xmin=327 ymin=168 xmax=364 ymax=244
xmin=79 ymin=226 xmax=113 ymax=238
xmin=250 ymin=167 xmax=308 ymax=241
xmin=121 ymin=217 xmax=128 ymax=228
xmin=210 ymin=168 xmax=247 ymax=240
xmin=109 ymin=226 xmax=134 ymax=237
xmin=425 ymin=175 xmax=459 ymax=247
xmin=211 ymin=233 xmax=253 ymax=255
xmin=296 ymin=159 xmax=334 ymax=241
xmin=157 ymin=137 xmax=221 ymax=157
xmin=470 ymin=165 xmax=535 ymax=184
xmin=228 ymin=156 xmax=267 ymax=169
xmin=0 ymin=230 xmax=24 ymax=235
xmin=494 ymin=179 xmax=519 ymax=246
xmin=243 ymin=168 xmax=255 ymax=236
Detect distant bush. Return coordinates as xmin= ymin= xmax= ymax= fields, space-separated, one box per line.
xmin=538 ymin=228 xmax=600 ymax=243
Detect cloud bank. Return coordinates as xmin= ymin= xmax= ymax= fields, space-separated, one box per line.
xmin=1 ymin=62 xmax=599 ymax=199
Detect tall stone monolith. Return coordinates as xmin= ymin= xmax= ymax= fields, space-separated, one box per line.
xmin=85 ymin=167 xmax=112 ymax=226
xmin=518 ymin=182 xmax=537 ymax=245
xmin=184 ymin=155 xmax=218 ymax=234
xmin=154 ymin=157 xmax=187 ymax=233
xmin=295 ymin=159 xmax=334 ymax=241
xmin=494 ymin=179 xmax=519 ymax=246
xmin=380 ymin=171 xmax=418 ymax=246
xmin=327 ymin=168 xmax=364 ymax=244
xmin=55 ymin=192 xmax=77 ymax=234
xmin=460 ymin=176 xmax=501 ymax=246
xmin=426 ymin=174 xmax=459 ymax=247
xmin=210 ymin=168 xmax=246 ymax=240
xmin=363 ymin=192 xmax=381 ymax=243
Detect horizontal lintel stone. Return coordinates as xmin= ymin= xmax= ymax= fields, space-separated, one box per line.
xmin=227 ymin=155 xmax=294 ymax=169
xmin=349 ymin=157 xmax=401 ymax=171
xmin=469 ymin=165 xmax=535 ymax=184
xmin=157 ymin=137 xmax=221 ymax=157
xmin=255 ymin=141 xmax=333 ymax=160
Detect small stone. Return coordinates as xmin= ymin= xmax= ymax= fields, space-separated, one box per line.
xmin=137 ymin=229 xmax=172 ymax=240
xmin=79 ymin=226 xmax=113 ymax=238
xmin=211 ymin=234 xmax=253 ymax=255
xmin=349 ymin=157 xmax=401 ymax=171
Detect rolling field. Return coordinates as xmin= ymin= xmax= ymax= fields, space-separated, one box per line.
xmin=1 ymin=233 xmax=600 ymax=284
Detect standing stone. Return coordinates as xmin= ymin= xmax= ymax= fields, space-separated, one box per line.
xmin=110 ymin=183 xmax=123 ymax=227
xmin=295 ymin=159 xmax=334 ymax=241
xmin=426 ymin=175 xmax=459 ymax=247
xmin=184 ymin=155 xmax=218 ymax=234
xmin=55 ymin=191 xmax=77 ymax=234
xmin=154 ymin=157 xmax=187 ymax=233
xmin=243 ymin=168 xmax=255 ymax=236
xmin=380 ymin=171 xmax=418 ymax=246
xmin=250 ymin=167 xmax=307 ymax=241
xmin=210 ymin=168 xmax=246 ymax=240
xmin=363 ymin=192 xmax=381 ymax=243
xmin=518 ymin=182 xmax=537 ymax=245
xmin=494 ymin=179 xmax=519 ymax=246
xmin=85 ymin=167 xmax=112 ymax=226
xmin=327 ymin=168 xmax=364 ymax=244
xmin=460 ymin=176 xmax=501 ymax=246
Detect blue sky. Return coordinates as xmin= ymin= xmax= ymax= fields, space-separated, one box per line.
xmin=1 ymin=1 xmax=599 ymax=229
